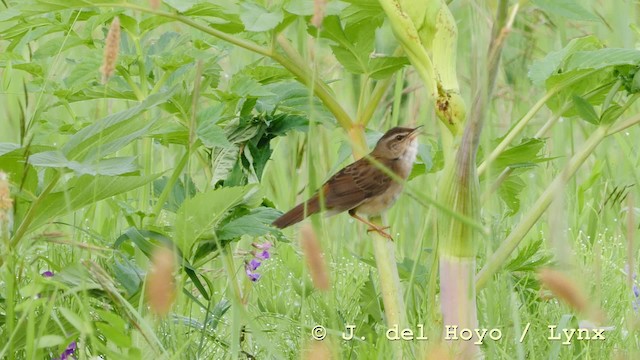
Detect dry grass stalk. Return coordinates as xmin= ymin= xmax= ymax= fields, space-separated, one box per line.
xmin=300 ymin=224 xmax=330 ymax=291
xmin=538 ymin=268 xmax=589 ymax=314
xmin=101 ymin=17 xmax=121 ymax=84
xmin=311 ymin=0 xmax=327 ymax=28
xmin=147 ymin=246 xmax=177 ymax=316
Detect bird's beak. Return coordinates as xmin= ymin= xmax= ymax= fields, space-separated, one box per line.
xmin=408 ymin=125 xmax=423 ymax=140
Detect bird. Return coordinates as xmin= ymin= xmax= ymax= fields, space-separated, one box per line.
xmin=271 ymin=126 xmax=422 ymax=240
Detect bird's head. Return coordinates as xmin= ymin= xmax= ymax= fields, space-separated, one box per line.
xmin=372 ymin=126 xmax=422 ymax=160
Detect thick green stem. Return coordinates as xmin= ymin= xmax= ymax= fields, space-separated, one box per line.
xmin=371 ymin=216 xmax=406 ymax=359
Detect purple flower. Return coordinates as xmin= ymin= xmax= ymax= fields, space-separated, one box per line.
xmin=634 ymin=284 xmax=640 ymax=298
xmin=42 ymin=271 xmax=54 ymax=278
xmin=255 ymin=249 xmax=270 ymax=260
xmin=245 ymin=268 xmax=261 ymax=282
xmin=55 ymin=341 xmax=77 ymax=360
xmin=247 ymin=258 xmax=261 ymax=271
xmin=252 ymin=241 xmax=272 ymax=251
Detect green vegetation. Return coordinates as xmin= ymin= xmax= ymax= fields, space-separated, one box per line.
xmin=0 ymin=0 xmax=639 ymax=359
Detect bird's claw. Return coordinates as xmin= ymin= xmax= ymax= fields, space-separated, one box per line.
xmin=367 ymin=226 xmax=393 ymax=241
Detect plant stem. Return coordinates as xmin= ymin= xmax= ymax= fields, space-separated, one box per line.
xmin=476 ymin=125 xmax=610 ymax=289
xmin=370 ymin=215 xmax=406 ymax=359
xmin=477 ymin=70 xmax=597 ymax=176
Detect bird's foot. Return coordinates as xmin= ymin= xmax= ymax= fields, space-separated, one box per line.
xmin=366 ymin=225 xmax=393 ymax=241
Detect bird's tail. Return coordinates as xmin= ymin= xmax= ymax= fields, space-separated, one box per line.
xmin=272 ymin=196 xmax=320 ymax=229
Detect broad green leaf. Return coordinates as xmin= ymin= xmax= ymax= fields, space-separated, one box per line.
xmin=63 ymin=91 xmax=173 ymax=161
xmin=532 ymin=0 xmax=599 ymax=22
xmin=600 ymin=104 xmax=625 ymax=125
xmin=35 ymin=335 xmax=65 ymax=348
xmin=544 ymin=68 xmax=610 ymax=116
xmin=528 ymin=36 xmax=602 ymax=85
xmin=572 ymin=95 xmax=599 ymax=124
xmin=565 ymin=48 xmax=640 ymax=71
xmin=240 ymin=3 xmax=284 ymax=32
xmin=33 ymin=35 xmax=89 ymax=58
xmin=492 ymin=138 xmax=548 ymax=171
xmin=30 ymin=173 xmax=162 ymax=229
xmin=153 ymin=176 xmax=197 ymax=213
xmin=211 ymin=145 xmax=239 ymax=185
xmin=175 ymin=185 xmax=259 ymax=254
xmin=96 ymin=322 xmax=132 ymax=348
xmin=217 ymin=207 xmax=281 ymax=240
xmin=245 ymin=65 xmax=293 ymax=84
xmin=59 ymin=307 xmax=91 ymax=334
xmin=368 ymin=56 xmax=410 ymax=80
xmin=311 ymin=16 xmax=375 ymax=74
xmin=229 ymin=73 xmax=274 ymax=97
xmin=0 ymin=143 xmax=20 ymax=156
xmin=29 ymin=151 xmax=138 ymax=176
xmin=197 ymin=122 xmax=232 ymax=148
xmin=113 ymin=257 xmax=143 ymax=297
xmin=498 ymin=173 xmax=526 ymax=216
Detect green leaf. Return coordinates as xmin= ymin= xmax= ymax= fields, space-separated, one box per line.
xmin=212 ymin=145 xmax=240 ymax=185
xmin=153 ymin=176 xmax=197 ymax=213
xmin=532 ymin=0 xmax=599 ymax=22
xmin=175 ymin=185 xmax=259 ymax=254
xmin=197 ymin=122 xmax=232 ymax=148
xmin=240 ymin=3 xmax=284 ymax=32
xmin=59 ymin=307 xmax=91 ymax=334
xmin=565 ymin=48 xmax=640 ymax=72
xmin=368 ymin=56 xmax=409 ymax=79
xmin=29 ymin=151 xmax=138 ymax=176
xmin=216 ymin=207 xmax=281 ymax=240
xmin=63 ymin=91 xmax=173 ymax=161
xmin=498 ymin=173 xmax=526 ymax=216
xmin=492 ymin=138 xmax=548 ymax=171
xmin=113 ymin=257 xmax=143 ymax=297
xmin=572 ymin=95 xmax=600 ymax=124
xmin=528 ymin=36 xmax=602 ymax=85
xmin=30 ymin=173 xmax=162 ymax=229
xmin=35 ymin=335 xmax=65 ymax=348
xmin=96 ymin=322 xmax=132 ymax=348
xmin=0 ymin=143 xmax=20 ymax=157
xmin=599 ymin=104 xmax=624 ymax=125
xmin=311 ymin=16 xmax=375 ymax=74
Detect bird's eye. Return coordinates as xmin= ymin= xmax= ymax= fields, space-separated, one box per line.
xmin=395 ymin=135 xmax=404 ymax=141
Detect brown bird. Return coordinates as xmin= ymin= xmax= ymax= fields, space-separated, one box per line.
xmin=272 ymin=126 xmax=422 ymax=239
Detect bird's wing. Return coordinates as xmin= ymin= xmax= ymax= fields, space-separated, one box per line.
xmin=321 ymin=157 xmax=392 ymax=212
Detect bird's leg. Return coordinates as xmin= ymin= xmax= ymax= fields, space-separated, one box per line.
xmin=348 ymin=210 xmax=393 ymax=240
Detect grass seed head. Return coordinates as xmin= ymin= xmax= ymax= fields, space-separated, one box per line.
xmin=101 ymin=17 xmax=121 ymax=84
xmin=303 ymin=340 xmax=333 ymax=360
xmin=311 ymin=0 xmax=327 ymax=28
xmin=149 ymin=0 xmax=161 ymax=10
xmin=147 ymin=246 xmax=177 ymax=316
xmin=300 ymin=224 xmax=330 ymax=291
xmin=0 ymin=172 xmax=12 ymax=222
xmin=538 ymin=268 xmax=588 ymax=314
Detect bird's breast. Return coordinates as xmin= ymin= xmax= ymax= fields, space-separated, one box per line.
xmin=396 ymin=140 xmax=418 ymax=179
xmin=354 ymin=182 xmax=403 ymax=215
